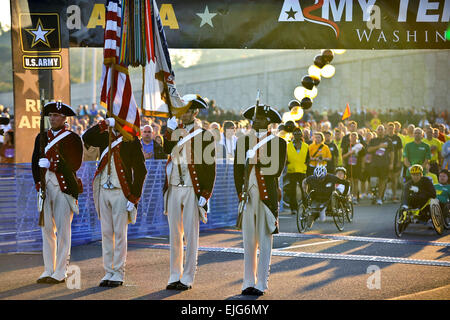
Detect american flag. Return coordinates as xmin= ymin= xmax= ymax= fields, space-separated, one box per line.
xmin=142 ymin=0 xmax=188 ymax=117
xmin=100 ymin=0 xmax=140 ymax=140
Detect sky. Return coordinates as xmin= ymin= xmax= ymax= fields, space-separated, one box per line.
xmin=0 ymin=1 xmax=10 ymax=30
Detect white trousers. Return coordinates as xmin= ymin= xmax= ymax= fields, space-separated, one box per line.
xmin=167 ymin=185 xmax=199 ymax=286
xmin=99 ymin=187 xmax=128 ymax=282
xmin=40 ymin=181 xmax=73 ymax=281
xmin=242 ymin=184 xmax=273 ymax=292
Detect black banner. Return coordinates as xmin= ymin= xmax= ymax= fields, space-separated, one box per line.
xmin=19 ymin=0 xmax=450 ymax=49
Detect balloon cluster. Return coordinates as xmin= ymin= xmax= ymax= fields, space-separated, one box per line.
xmin=291 ymin=49 xmax=346 ymax=112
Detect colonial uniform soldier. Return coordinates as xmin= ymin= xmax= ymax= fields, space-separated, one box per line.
xmin=82 ymin=117 xmax=147 ymax=287
xmin=32 ymin=102 xmax=83 ymax=284
xmin=163 ymin=94 xmax=216 ymax=291
xmin=234 ymin=104 xmax=286 ymax=296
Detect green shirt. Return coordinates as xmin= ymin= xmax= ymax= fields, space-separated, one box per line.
xmin=403 ymin=141 xmax=431 ymax=177
xmin=434 ymin=183 xmax=450 ymax=203
xmin=403 ymin=141 xmax=431 ymax=165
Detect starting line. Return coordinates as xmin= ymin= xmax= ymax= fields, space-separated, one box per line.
xmin=128 ymin=242 xmax=450 ymax=268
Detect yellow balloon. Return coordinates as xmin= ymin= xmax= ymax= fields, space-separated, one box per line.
xmin=304 ymin=86 xmax=318 ymax=99
xmin=321 ymin=64 xmax=336 ymax=78
xmin=332 ymin=49 xmax=346 ymax=54
xmin=290 ymin=106 xmax=304 ymax=121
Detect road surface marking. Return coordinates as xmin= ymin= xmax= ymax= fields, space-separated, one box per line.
xmin=129 ymin=242 xmax=450 ymax=267
xmin=276 ymin=239 xmax=342 ymax=250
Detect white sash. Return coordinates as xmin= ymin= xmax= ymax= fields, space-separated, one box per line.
xmin=44 ymin=131 xmax=71 ymax=155
xmin=246 ymin=134 xmax=276 ymax=160
xmin=176 ymin=128 xmax=203 ymax=148
xmin=99 ymin=136 xmax=123 ymax=163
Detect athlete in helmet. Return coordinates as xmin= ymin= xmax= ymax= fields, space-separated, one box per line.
xmin=401 ymin=164 xmax=436 ymax=222
xmin=302 ymin=165 xmax=350 ymax=223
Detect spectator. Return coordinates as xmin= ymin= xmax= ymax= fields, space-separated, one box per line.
xmin=360 ymin=131 xmax=375 ymax=199
xmin=153 ymin=134 xmax=167 ymax=160
xmin=0 ymin=130 xmax=14 ymax=163
xmin=323 ymin=130 xmax=338 ymax=174
xmin=386 ymin=122 xmax=403 ymax=202
xmin=367 ymin=125 xmax=394 ymax=205
xmin=307 ymin=132 xmax=331 ymax=177
xmin=437 ymin=124 xmax=448 ymax=143
xmin=333 ymin=128 xmax=344 ymax=167
xmin=442 ymin=139 xmax=450 ymax=170
xmin=423 ymin=126 xmax=443 ymax=176
xmin=342 ymin=132 xmax=365 ymax=203
xmin=285 ymin=127 xmax=309 ymax=214
xmin=403 ymin=128 xmax=431 ymax=180
xmin=210 ymin=126 xmax=226 ymax=159
xmin=221 ymin=120 xmax=237 ymax=161
xmin=141 ymin=125 xmax=155 ymax=159
xmin=341 ymin=121 xmax=366 ymax=152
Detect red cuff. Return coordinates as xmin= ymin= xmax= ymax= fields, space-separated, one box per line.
xmin=200 ymin=190 xmax=212 ymax=200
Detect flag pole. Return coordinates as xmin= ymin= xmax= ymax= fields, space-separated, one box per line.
xmin=105 ymin=65 xmax=116 ymax=188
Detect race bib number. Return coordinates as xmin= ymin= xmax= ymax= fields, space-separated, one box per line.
xmin=348 ymin=155 xmax=357 ymax=166
xmin=375 ymin=148 xmax=385 ymax=156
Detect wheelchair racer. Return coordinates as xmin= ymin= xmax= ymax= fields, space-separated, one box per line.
xmin=400 ymin=164 xmax=436 ymax=223
xmin=302 ymin=165 xmax=350 ymax=222
xmin=335 ymin=167 xmax=350 ymax=196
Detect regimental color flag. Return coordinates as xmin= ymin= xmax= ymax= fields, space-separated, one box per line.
xmin=142 ymin=0 xmax=190 ymax=118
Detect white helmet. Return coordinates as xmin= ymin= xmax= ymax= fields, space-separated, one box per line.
xmin=313 ymin=165 xmax=327 ymax=179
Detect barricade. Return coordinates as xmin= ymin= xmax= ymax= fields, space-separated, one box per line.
xmin=0 ymin=160 xmax=241 ymax=253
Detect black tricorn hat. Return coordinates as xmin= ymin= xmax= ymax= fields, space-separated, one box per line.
xmin=43 ymin=102 xmax=77 ymax=116
xmin=0 ymin=116 xmax=9 ymax=125
xmin=182 ymin=94 xmax=208 ymax=109
xmin=242 ymin=104 xmax=282 ymax=124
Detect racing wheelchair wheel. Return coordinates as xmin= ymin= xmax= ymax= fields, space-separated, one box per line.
xmin=296 ymin=205 xmax=308 ymax=233
xmin=332 ymin=193 xmax=345 ymax=232
xmin=345 ymin=199 xmax=354 ymax=223
xmin=394 ymin=207 xmax=408 ymax=237
xmin=430 ymin=200 xmax=444 ymax=235
xmin=442 ymin=204 xmax=450 ymax=230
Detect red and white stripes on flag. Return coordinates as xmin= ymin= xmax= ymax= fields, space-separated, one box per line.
xmin=100 ymin=0 xmax=140 ymax=140
xmin=103 ymin=0 xmax=121 ymax=65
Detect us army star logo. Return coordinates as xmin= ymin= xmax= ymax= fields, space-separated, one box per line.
xmin=196 ymin=6 xmax=217 ymax=27
xmin=25 ymin=18 xmax=55 ymax=48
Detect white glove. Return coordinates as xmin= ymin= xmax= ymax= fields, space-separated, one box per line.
xmin=246 ymin=149 xmax=256 ymax=160
xmin=106 ymin=117 xmax=115 ymax=128
xmin=410 ymin=186 xmax=419 ymax=193
xmin=126 ymin=201 xmax=135 ymax=212
xmin=198 ymin=196 xmax=207 ymax=207
xmin=401 ymin=204 xmax=409 ymax=210
xmin=38 ymin=158 xmax=50 ymax=169
xmin=167 ymin=116 xmax=178 ymax=130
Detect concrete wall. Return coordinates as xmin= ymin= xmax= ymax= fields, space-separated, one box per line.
xmin=171 ymin=49 xmax=450 ymax=114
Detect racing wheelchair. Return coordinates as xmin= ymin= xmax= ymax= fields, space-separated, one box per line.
xmin=296 ymin=190 xmax=347 ymax=233
xmin=394 ymin=198 xmax=445 ymax=237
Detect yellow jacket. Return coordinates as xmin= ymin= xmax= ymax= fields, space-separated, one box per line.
xmin=287 ymin=141 xmax=309 ymax=173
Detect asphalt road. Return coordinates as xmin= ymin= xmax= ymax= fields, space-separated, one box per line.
xmin=0 ymin=200 xmax=449 ymax=301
